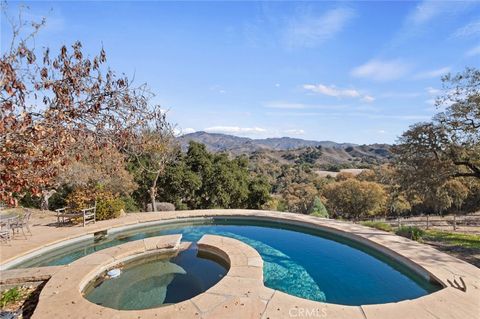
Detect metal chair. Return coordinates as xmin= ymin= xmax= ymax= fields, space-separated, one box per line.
xmin=10 ymin=210 xmax=32 ymax=239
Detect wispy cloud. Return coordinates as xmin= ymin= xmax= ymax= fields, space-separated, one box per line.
xmin=351 ymin=59 xmax=411 ymax=81
xmin=414 ymin=66 xmax=450 ymax=79
xmin=204 ymin=126 xmax=267 ymax=135
xmin=209 ymin=85 xmax=227 ymax=94
xmin=174 ymin=127 xmax=196 ymax=136
xmin=263 ymin=101 xmax=348 ymax=110
xmin=264 ymin=101 xmax=307 ymax=109
xmin=283 ymin=7 xmax=355 ymax=48
xmin=378 ymin=92 xmax=421 ymax=99
xmin=363 ymin=114 xmax=431 ymax=121
xmin=284 ymin=129 xmax=305 ymax=135
xmin=466 ymin=44 xmax=480 ymax=57
xmin=302 ymin=83 xmax=375 ymax=102
xmin=406 ymin=1 xmax=449 ymax=26
xmin=390 ymin=1 xmax=476 ymax=47
xmin=426 ymin=87 xmax=440 ymax=95
xmin=303 ymin=84 xmax=360 ymax=98
xmin=361 ymin=95 xmax=375 ymax=103
xmin=265 ymin=111 xmax=429 ymax=121
xmin=452 ymin=20 xmax=480 ymax=38
xmin=183 ymin=128 xmax=196 ymax=134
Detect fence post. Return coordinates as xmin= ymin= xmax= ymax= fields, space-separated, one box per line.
xmin=426 ymin=215 xmax=429 ymax=230
xmin=453 ymin=214 xmax=456 ymax=231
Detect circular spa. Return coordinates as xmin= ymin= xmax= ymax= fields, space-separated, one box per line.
xmin=10 ymin=217 xmax=443 ymax=306
xmin=83 ymin=246 xmax=228 ymax=310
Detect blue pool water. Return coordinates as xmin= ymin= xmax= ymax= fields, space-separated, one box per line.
xmin=15 ymin=218 xmax=441 ymax=305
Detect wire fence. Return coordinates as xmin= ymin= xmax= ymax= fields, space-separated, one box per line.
xmin=359 ymin=213 xmax=480 ymax=231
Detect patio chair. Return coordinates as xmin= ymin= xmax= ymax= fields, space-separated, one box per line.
xmin=55 ymin=206 xmax=78 ymax=225
xmin=10 ymin=210 xmax=32 ymax=239
xmin=56 ymin=204 xmax=96 ymax=227
xmin=81 ymin=203 xmax=96 ymax=227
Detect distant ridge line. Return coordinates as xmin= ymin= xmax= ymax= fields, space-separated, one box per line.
xmin=177 ymin=131 xmax=388 ymax=153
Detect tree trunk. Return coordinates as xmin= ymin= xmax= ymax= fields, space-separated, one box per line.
xmin=150 ymin=170 xmax=162 ymax=212
xmin=150 ymin=188 xmax=156 ymax=212
xmin=41 ymin=189 xmax=56 ymax=211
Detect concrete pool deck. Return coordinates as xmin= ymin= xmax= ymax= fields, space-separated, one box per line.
xmin=0 ymin=209 xmax=479 ymax=318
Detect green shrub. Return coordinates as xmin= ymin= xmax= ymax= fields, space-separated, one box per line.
xmin=175 ymin=202 xmax=189 ymax=210
xmin=18 ymin=192 xmax=41 ymax=209
xmin=0 ymin=287 xmax=22 ymax=308
xmin=276 ymin=200 xmax=288 ymax=212
xmin=96 ymin=197 xmax=125 ymax=220
xmin=49 ymin=185 xmax=73 ymax=211
xmin=395 ymin=226 xmax=425 ymax=241
xmin=121 ymin=196 xmax=139 ymax=213
xmin=360 ymin=221 xmax=392 ymax=232
xmin=309 ymin=197 xmax=329 ymax=218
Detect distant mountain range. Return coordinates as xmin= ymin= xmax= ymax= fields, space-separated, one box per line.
xmin=177 ymin=132 xmax=393 ymax=168
xmin=178 ymin=131 xmax=359 ymax=153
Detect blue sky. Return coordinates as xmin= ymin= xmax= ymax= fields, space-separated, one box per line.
xmin=2 ymin=1 xmax=479 ymax=144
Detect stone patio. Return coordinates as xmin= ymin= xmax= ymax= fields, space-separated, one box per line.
xmin=1 ymin=209 xmax=479 ymax=318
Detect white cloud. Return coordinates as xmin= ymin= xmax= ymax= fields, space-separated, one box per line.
xmin=379 ymin=92 xmax=421 ymax=99
xmin=284 ymin=129 xmax=305 ymax=135
xmin=302 ymin=84 xmax=375 ymax=103
xmin=426 ymin=87 xmax=440 ymax=95
xmin=453 ymin=20 xmax=480 ymax=38
xmin=266 ymin=111 xmax=431 ymax=121
xmin=377 ymin=130 xmax=386 ymax=134
xmin=174 ymin=127 xmax=195 ymax=136
xmin=407 ymin=1 xmax=448 ymax=26
xmin=263 ymin=101 xmax=348 ymax=110
xmin=466 ymin=45 xmax=480 ymax=57
xmin=183 ymin=128 xmax=196 ymax=134
xmin=392 ymin=1 xmax=476 ymax=46
xmin=425 ymin=99 xmax=436 ymax=105
xmin=361 ymin=95 xmax=375 ymax=103
xmin=414 ymin=66 xmax=450 ymax=79
xmin=406 ymin=1 xmax=474 ymax=26
xmin=351 ymin=59 xmax=411 ymax=81
xmin=303 ymin=84 xmax=360 ymax=98
xmin=367 ymin=114 xmax=432 ymax=121
xmin=283 ymin=7 xmax=355 ymax=48
xmin=275 ymin=83 xmax=281 ymax=87
xmin=209 ymin=85 xmax=227 ymax=94
xmin=204 ymin=126 xmax=267 ymax=135
xmin=264 ymin=101 xmax=307 ymax=109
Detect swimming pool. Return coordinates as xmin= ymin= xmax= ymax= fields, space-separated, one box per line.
xmin=13 ymin=217 xmax=442 ymax=306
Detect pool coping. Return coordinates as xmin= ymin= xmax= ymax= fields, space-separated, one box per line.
xmin=31 ymin=234 xmax=269 ymax=318
xmin=1 ymin=209 xmax=479 ymax=318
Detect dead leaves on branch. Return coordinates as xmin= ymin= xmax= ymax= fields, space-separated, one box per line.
xmin=1 ymin=16 xmax=166 ymax=206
